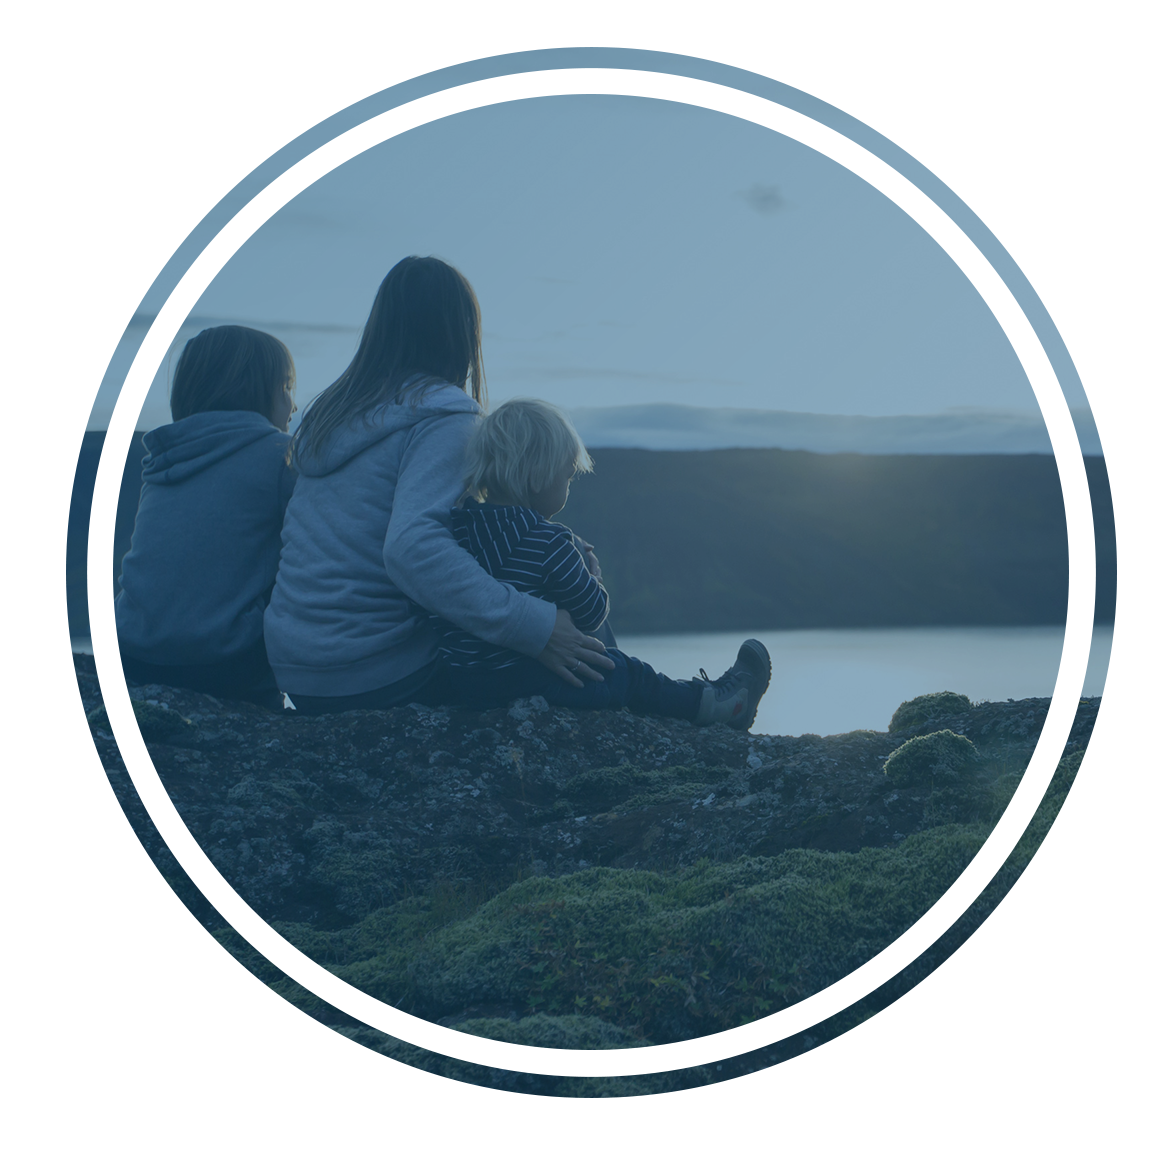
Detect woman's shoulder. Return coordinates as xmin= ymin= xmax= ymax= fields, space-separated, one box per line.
xmin=404 ymin=378 xmax=482 ymax=416
xmin=354 ymin=384 xmax=480 ymax=451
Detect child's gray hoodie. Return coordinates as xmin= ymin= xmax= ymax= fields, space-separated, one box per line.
xmin=263 ymin=383 xmax=556 ymax=697
xmin=115 ymin=410 xmax=295 ymax=665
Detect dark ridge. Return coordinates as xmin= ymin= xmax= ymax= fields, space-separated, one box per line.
xmin=67 ymin=435 xmax=1116 ymax=636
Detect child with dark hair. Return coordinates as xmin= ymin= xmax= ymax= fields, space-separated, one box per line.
xmin=433 ymin=399 xmax=772 ymax=730
xmin=115 ymin=324 xmax=297 ymax=707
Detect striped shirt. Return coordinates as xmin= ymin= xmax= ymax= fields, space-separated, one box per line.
xmin=432 ymin=501 xmax=610 ymax=670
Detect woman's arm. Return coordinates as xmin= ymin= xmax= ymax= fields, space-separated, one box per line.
xmin=382 ymin=412 xmax=611 ymax=684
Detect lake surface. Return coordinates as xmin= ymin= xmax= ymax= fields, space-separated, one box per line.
xmin=619 ymin=626 xmax=1112 ymax=736
xmin=72 ymin=625 xmax=1112 ymax=738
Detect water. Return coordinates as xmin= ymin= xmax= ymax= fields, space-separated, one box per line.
xmin=72 ymin=626 xmax=1112 ymax=738
xmin=619 ymin=626 xmax=1112 ymax=736
xmin=68 ymin=638 xmax=120 ymax=657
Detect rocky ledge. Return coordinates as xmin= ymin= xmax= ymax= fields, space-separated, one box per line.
xmin=76 ymin=653 xmax=1096 ymax=1094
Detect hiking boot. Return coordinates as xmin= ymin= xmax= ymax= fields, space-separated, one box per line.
xmin=693 ymin=639 xmax=772 ymax=731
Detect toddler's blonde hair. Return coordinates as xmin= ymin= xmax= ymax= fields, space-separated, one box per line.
xmin=465 ymin=398 xmax=593 ymax=506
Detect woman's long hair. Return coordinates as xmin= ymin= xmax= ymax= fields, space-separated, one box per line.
xmin=292 ymin=256 xmax=486 ymax=462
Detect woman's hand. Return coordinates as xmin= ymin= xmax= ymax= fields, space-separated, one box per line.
xmin=537 ymin=609 xmax=615 ymax=687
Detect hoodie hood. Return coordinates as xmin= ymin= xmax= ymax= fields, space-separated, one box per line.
xmin=294 ymin=381 xmax=481 ymax=478
xmin=142 ymin=411 xmax=285 ymax=485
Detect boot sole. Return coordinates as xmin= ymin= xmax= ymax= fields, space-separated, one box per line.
xmin=729 ymin=639 xmax=772 ymax=731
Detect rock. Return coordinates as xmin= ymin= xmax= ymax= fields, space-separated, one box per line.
xmin=73 ymin=652 xmax=1098 ymax=1061
xmin=88 ymin=698 xmax=192 ymax=742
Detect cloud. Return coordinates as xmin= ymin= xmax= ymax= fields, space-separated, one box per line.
xmin=738 ymin=183 xmax=785 ymax=215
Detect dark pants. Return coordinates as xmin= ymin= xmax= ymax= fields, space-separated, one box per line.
xmin=443 ymin=649 xmax=702 ymax=722
xmin=285 ymin=659 xmax=447 ymax=716
xmin=287 ymin=619 xmax=626 ymax=718
xmin=121 ymin=638 xmax=283 ymax=711
xmin=286 ymin=649 xmax=701 ymax=722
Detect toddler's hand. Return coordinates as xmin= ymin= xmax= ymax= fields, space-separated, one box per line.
xmin=573 ymin=535 xmax=603 ymax=583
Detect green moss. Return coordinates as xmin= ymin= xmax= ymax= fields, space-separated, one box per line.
xmin=884 ymin=729 xmax=979 ymax=787
xmin=886 ymin=743 xmax=1083 ymax=1036
xmin=888 ymin=691 xmax=973 ymax=734
xmin=250 ymin=872 xmax=530 ymax=1012
xmin=981 ymin=771 xmax=1024 ymax=825
xmin=291 ymin=824 xmax=987 ymax=1045
xmin=1011 ymin=749 xmax=1082 ymax=855
xmin=907 ymin=747 xmax=1083 ymax=976
xmin=884 ymin=729 xmax=991 ymax=825
xmin=308 ymin=847 xmax=403 ymax=921
xmin=207 ymin=746 xmax=1087 ymax=1069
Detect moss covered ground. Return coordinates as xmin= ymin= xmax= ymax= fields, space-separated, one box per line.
xmin=278 ymin=823 xmax=987 ymax=1036
xmin=74 ymin=655 xmax=1095 ymax=1095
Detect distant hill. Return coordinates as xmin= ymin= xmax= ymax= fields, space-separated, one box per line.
xmin=566 ymin=402 xmax=1104 ymax=456
xmin=67 ymin=435 xmax=1116 ymax=637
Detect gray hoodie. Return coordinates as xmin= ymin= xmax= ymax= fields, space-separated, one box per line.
xmin=115 ymin=410 xmax=296 ymax=665
xmin=263 ymin=382 xmax=556 ymax=696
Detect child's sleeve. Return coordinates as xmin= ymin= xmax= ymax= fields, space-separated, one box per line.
xmin=540 ymin=529 xmax=610 ymax=632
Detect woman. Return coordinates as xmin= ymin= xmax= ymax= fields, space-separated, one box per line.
xmin=116 ymin=324 xmax=297 ymax=708
xmin=263 ymin=255 xmax=613 ymax=714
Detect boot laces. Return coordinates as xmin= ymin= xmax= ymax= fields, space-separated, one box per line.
xmin=699 ymin=665 xmax=747 ymax=698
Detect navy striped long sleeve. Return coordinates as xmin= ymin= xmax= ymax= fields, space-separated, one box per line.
xmin=430 ymin=501 xmax=609 ymax=670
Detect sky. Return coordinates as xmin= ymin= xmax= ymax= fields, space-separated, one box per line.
xmin=6 ymin=48 xmax=1164 ymax=436
xmin=6 ymin=46 xmax=1164 ymax=633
